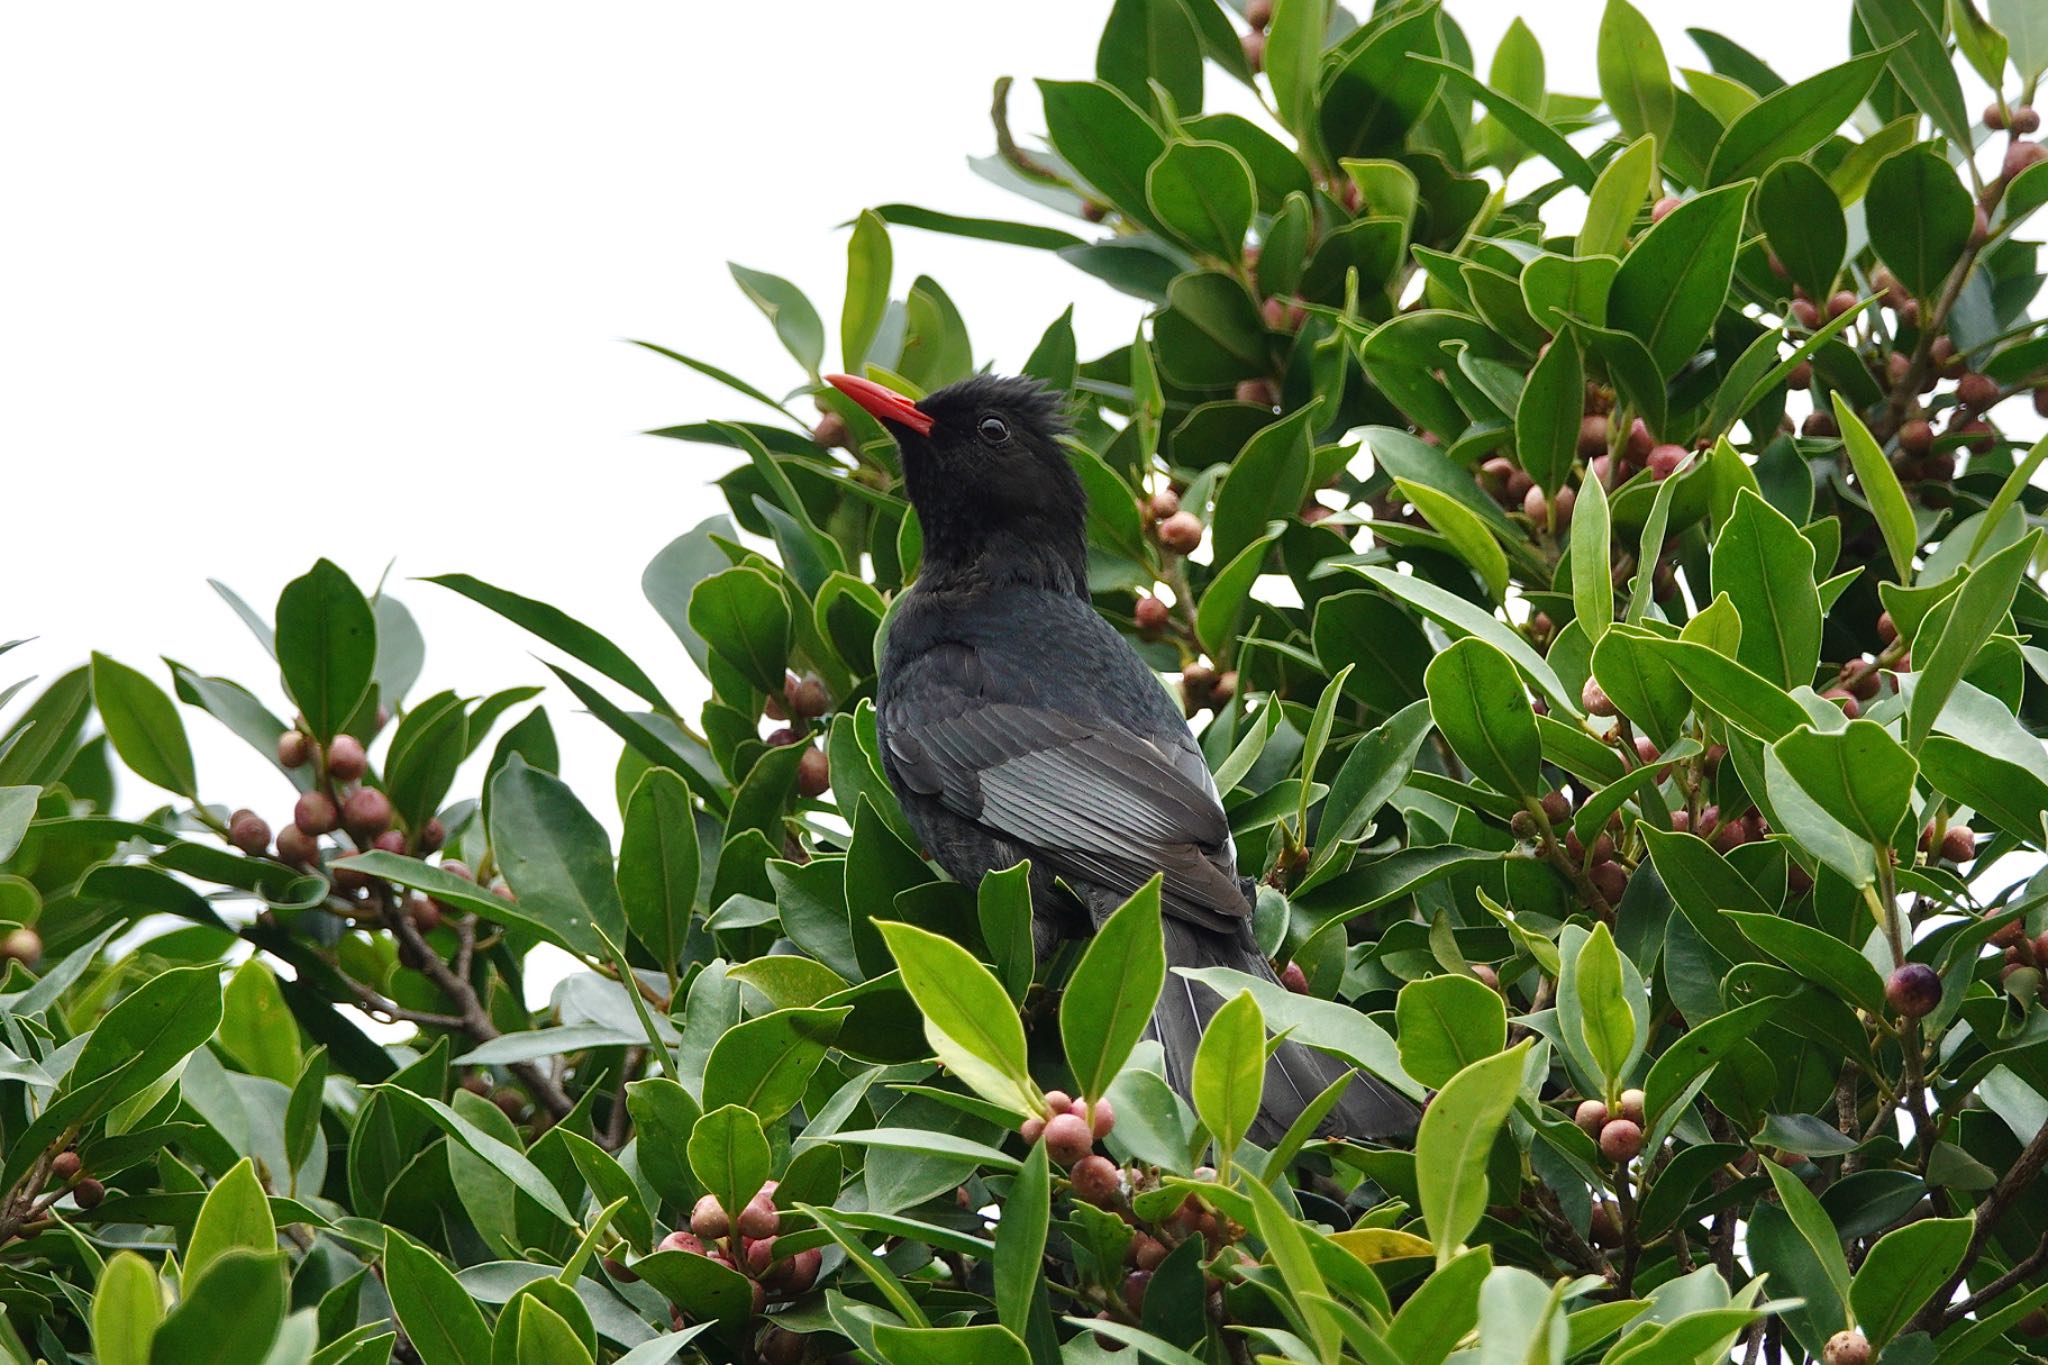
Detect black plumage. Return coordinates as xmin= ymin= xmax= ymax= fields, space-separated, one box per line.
xmin=828 ymin=370 xmax=1416 ymax=1144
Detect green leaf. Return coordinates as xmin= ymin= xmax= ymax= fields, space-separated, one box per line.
xmin=1610 ymin=181 xmax=1753 ymax=376
xmin=1854 ymin=0 xmax=1973 ymax=148
xmin=1712 ymin=489 xmax=1821 ymax=689
xmin=1212 ymin=404 xmax=1317 ymax=569
xmin=701 ymin=1006 xmax=847 ymax=1122
xmin=1580 ymin=136 xmax=1656 ymax=261
xmin=284 ymin=1047 xmax=328 ymax=1183
xmin=1641 ymin=637 xmax=1807 ymax=741
xmin=1423 ymin=638 xmax=1541 ymax=800
xmin=625 ymin=1078 xmax=702 ymax=1210
xmin=220 ymin=960 xmax=300 ymax=1085
xmin=1386 ymin=1246 xmax=1491 ymax=1365
xmin=1724 ymin=912 xmax=1889 ymax=1017
xmin=1764 ymin=745 xmax=1875 ymax=888
xmin=1851 ymin=1215 xmax=1975 ymax=1346
xmin=427 ymin=572 xmax=669 ymax=713
xmin=1758 ymin=160 xmax=1847 ymax=302
xmin=729 ymin=263 xmax=825 ymax=378
xmin=1591 ymin=625 xmax=1690 ymax=750
xmin=1395 ymin=974 xmax=1506 ymax=1090
xmin=1146 ymin=140 xmax=1253 ymax=260
xmin=1264 ymin=0 xmax=1326 ymax=141
xmin=842 ymin=209 xmax=893 ymax=369
xmin=1866 ymin=145 xmax=1974 ymax=298
xmin=872 ymin=204 xmax=1083 ymax=252
xmin=1427 ymin=60 xmax=1595 ymax=190
xmin=1709 ymin=51 xmax=1887 ymax=184
xmin=1062 ymin=875 xmax=1167 ymax=1105
xmin=1096 ymin=0 xmax=1201 ymax=113
xmin=1152 ymin=270 xmax=1267 ymax=388
xmin=878 ymin=920 xmax=1034 ymax=1113
xmin=486 ymin=755 xmax=624 ymax=959
xmin=514 ymin=1298 xmax=594 ymax=1365
xmin=1570 ymin=924 xmax=1635 ymax=1099
xmin=1036 ymin=79 xmax=1168 ymax=234
xmin=1196 ymin=530 xmax=1282 ymax=658
xmin=1417 ymin=1042 xmax=1532 ymax=1266
xmin=1353 ymin=566 xmax=1574 ymax=714
xmin=1191 ymin=990 xmax=1263 ymax=1161
xmin=1772 ymin=720 xmax=1918 ymax=851
xmin=151 ymin=1249 xmax=285 ymax=1365
xmin=385 ymin=1231 xmax=491 ymax=1365
xmin=1571 ymin=469 xmax=1615 ymax=645
xmin=687 ymin=568 xmax=792 ymax=698
xmin=94 ymin=1251 xmax=162 ymax=1365
xmin=1993 ymin=0 xmax=2048 ymax=80
xmin=617 ymin=768 xmax=698 ymax=976
xmin=1763 ymin=1161 xmax=1854 ymax=1318
xmin=273 ymin=560 xmax=376 ymax=744
xmin=873 ymin=1325 xmax=1030 ymax=1365
xmin=1597 ymin=0 xmax=1676 ymax=148
xmin=1908 ymin=531 xmax=2042 ymax=751
xmin=687 ymin=1103 xmax=771 ymax=1230
xmin=90 ymin=653 xmax=196 ymax=798
xmin=382 ymin=691 xmax=467 ymax=836
xmin=993 ymin=1140 xmax=1050 ymax=1340
xmin=1830 ymin=395 xmax=1917 ymax=584
xmin=1397 ymin=480 xmax=1510 ymax=603
xmin=186 ymin=1157 xmax=278 ymax=1285
xmin=1513 ymin=332 xmax=1584 ymax=504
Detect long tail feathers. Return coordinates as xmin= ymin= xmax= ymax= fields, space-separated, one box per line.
xmin=1153 ymin=917 xmax=1417 ymax=1146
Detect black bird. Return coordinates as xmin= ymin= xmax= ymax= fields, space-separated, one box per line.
xmin=828 ymin=370 xmax=1416 ymax=1144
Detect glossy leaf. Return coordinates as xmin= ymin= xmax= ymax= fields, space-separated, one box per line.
xmin=1395 ymin=973 xmax=1506 ymax=1090
xmin=1866 ymin=145 xmax=1974 ymax=298
xmin=1423 ymin=637 xmax=1541 ymax=800
xmin=89 ymin=653 xmax=196 ymax=798
xmin=1062 ymin=875 xmax=1167 ymax=1106
xmin=1191 ymin=989 xmax=1264 ymax=1160
xmin=275 ymin=559 xmax=377 ymax=744
xmin=1417 ymin=1042 xmax=1532 ymax=1265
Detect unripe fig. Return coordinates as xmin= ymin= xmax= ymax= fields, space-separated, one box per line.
xmin=277 ymin=730 xmax=312 ymax=768
xmin=1590 ymin=860 xmax=1629 ymax=905
xmin=1786 ymin=361 xmax=1812 ymax=390
xmin=1019 ymin=1115 xmax=1045 ymax=1143
xmin=2037 ymin=386 xmax=2048 ymax=418
xmin=759 ymin=1328 xmax=805 ymax=1365
xmin=1577 ymin=414 xmax=1609 ymax=458
xmin=1574 ymin=1099 xmax=1608 ymax=1137
xmin=1940 ymin=825 xmax=1976 ymax=863
xmin=72 ymin=1177 xmax=104 ymax=1210
xmin=1958 ymin=373 xmax=2001 ymax=412
xmin=1625 ymin=418 xmax=1654 ymax=462
xmin=1840 ymin=659 xmax=1880 ymax=701
xmin=1211 ymin=671 xmax=1238 ymax=705
xmin=228 ymin=810 xmax=272 ymax=857
xmin=1244 ymin=0 xmax=1272 ymax=28
xmin=1589 ymin=454 xmax=1615 ymax=490
xmin=1618 ymin=1089 xmax=1646 ymax=1125
xmin=2020 ymin=1308 xmax=2048 ymax=1339
xmin=1070 ymin=1154 xmax=1121 ymax=1206
xmin=786 ymin=675 xmax=830 ymax=719
xmin=1043 ymin=1112 xmax=1094 ymax=1166
xmin=492 ymin=1088 xmax=524 ymax=1121
xmin=1898 ymin=419 xmax=1934 ymax=456
xmin=1599 ymin=1118 xmax=1643 ymax=1161
xmin=2015 ymin=106 xmax=2042 ymax=135
xmin=1650 ymin=195 xmax=1680 ymax=223
xmin=1820 ymin=688 xmax=1861 ymax=720
xmin=1824 ymin=1329 xmax=1870 ymax=1365
xmin=1885 ymin=963 xmax=1941 ymax=1018
xmin=1470 ymin=963 xmax=1499 ymax=990
xmin=51 ymin=1151 xmax=81 ymax=1182
xmin=690 ymin=1193 xmax=730 ymax=1239
xmin=1261 ymin=296 xmax=1289 ymax=330
xmin=343 ymin=787 xmax=392 ymax=838
xmin=1790 ymin=297 xmax=1820 ymax=328
xmin=293 ymin=791 xmax=340 ymax=836
xmin=275 ymin=824 xmax=318 ymax=867
xmin=603 ymin=1255 xmax=639 ymax=1282
xmin=327 ymin=734 xmax=368 ymax=782
xmin=1588 ymin=1201 xmax=1621 ymax=1246
xmin=1240 ymin=29 xmax=1264 ymax=71
xmin=411 ymin=895 xmax=442 ymax=933
xmin=1647 ymin=443 xmax=1685 ymax=480
xmin=1279 ymin=960 xmax=1309 ymax=994
xmin=1479 ymin=456 xmax=1515 ymax=500
xmin=1233 ymin=377 xmax=1277 ymax=407
xmin=1132 ymin=1233 xmax=1167 ymax=1270
xmin=1080 ymin=200 xmax=1108 ymax=224
xmin=1826 ymin=290 xmax=1858 ymax=320
xmin=784 ymin=1247 xmax=821 ymax=1291
xmin=1985 ymin=101 xmax=2009 ymax=130
xmin=795 ymin=747 xmax=830 ymax=800
xmin=372 ymin=829 xmax=406 ymax=855
xmin=813 ymin=410 xmax=849 ymax=450
xmin=1156 ymin=511 xmax=1205 ymax=553
xmin=1148 ymin=488 xmax=1180 ymax=521
xmin=1088 ymin=1098 xmax=1116 ymax=1138
xmin=2003 ymin=139 xmax=2045 ymax=181
xmin=1134 ymin=595 xmax=1170 ymax=633
xmin=1886 ymin=351 xmax=1912 ymax=387
xmin=1540 ymin=791 xmax=1571 ymax=824
xmin=738 ymin=1196 xmax=779 ymax=1240
xmin=1802 ymin=411 xmax=1838 ymax=438
xmin=1582 ymin=677 xmax=1616 ymax=717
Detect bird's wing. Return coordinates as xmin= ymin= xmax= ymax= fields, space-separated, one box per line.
xmin=886 ymin=700 xmax=1250 ymax=930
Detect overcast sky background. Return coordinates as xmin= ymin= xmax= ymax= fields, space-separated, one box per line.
xmin=0 ymin=2 xmax=2027 ymax=845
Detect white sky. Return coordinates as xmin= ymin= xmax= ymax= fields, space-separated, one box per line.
xmin=0 ymin=0 xmax=2018 ymax=838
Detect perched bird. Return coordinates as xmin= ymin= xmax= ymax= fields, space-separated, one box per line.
xmin=827 ymin=371 xmax=1416 ymax=1143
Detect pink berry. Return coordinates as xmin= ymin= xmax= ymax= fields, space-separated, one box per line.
xmin=1043 ymin=1113 xmax=1094 ymax=1166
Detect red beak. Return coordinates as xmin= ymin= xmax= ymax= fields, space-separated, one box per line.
xmin=827 ymin=373 xmax=934 ymax=436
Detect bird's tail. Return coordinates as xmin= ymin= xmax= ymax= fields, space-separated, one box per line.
xmin=1152 ymin=916 xmax=1417 ymax=1147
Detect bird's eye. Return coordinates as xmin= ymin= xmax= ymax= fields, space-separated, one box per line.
xmin=977 ymin=415 xmax=1010 ymax=443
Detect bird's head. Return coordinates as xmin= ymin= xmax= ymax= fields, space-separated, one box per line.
xmin=827 ymin=372 xmax=1089 ymax=590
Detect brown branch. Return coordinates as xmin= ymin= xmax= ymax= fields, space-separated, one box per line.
xmin=1908 ymin=1118 xmax=2048 ymax=1335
